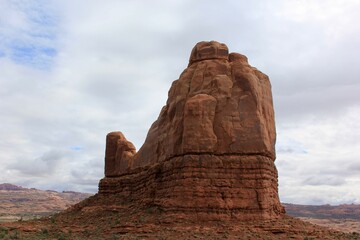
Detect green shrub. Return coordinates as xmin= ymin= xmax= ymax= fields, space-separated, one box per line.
xmin=41 ymin=228 xmax=49 ymax=235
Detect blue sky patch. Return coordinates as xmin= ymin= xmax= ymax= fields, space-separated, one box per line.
xmin=1 ymin=1 xmax=58 ymax=70
xmin=10 ymin=43 xmax=57 ymax=69
xmin=70 ymin=146 xmax=84 ymax=152
xmin=42 ymin=47 xmax=56 ymax=57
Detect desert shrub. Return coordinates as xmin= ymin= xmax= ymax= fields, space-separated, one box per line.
xmin=56 ymin=233 xmax=66 ymax=240
xmin=110 ymin=234 xmax=119 ymax=240
xmin=0 ymin=227 xmax=8 ymax=235
xmin=351 ymin=232 xmax=360 ymax=239
xmin=10 ymin=230 xmax=19 ymax=239
xmin=139 ymin=215 xmax=146 ymax=223
xmin=41 ymin=228 xmax=48 ymax=235
xmin=146 ymin=205 xmax=161 ymax=214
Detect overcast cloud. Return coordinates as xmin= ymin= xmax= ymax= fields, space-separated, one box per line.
xmin=0 ymin=0 xmax=359 ymax=205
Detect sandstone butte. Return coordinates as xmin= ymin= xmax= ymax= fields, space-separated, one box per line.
xmin=1 ymin=41 xmax=354 ymax=239
xmin=99 ymin=40 xmax=285 ymax=221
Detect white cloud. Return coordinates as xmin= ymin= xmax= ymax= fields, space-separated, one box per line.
xmin=277 ymin=106 xmax=360 ymax=204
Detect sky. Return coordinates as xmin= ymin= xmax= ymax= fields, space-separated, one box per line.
xmin=0 ymin=0 xmax=359 ymax=205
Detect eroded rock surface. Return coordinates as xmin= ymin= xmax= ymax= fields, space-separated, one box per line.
xmin=99 ymin=41 xmax=284 ymax=220
xmin=104 ymin=132 xmax=136 ymax=177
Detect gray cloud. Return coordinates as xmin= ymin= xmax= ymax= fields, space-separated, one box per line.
xmin=303 ymin=176 xmax=347 ymax=186
xmin=348 ymin=163 xmax=360 ymax=172
xmin=8 ymin=149 xmax=66 ymax=176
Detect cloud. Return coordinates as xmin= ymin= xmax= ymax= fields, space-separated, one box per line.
xmin=0 ymin=0 xmax=58 ymax=69
xmin=347 ymin=163 xmax=360 ymax=172
xmin=276 ymin=106 xmax=360 ymax=204
xmin=8 ymin=149 xmax=65 ymax=176
xmin=303 ymin=176 xmax=346 ymax=186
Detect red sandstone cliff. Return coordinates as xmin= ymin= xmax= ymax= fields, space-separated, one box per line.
xmin=99 ymin=41 xmax=284 ymax=220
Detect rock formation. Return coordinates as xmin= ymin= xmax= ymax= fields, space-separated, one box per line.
xmin=3 ymin=41 xmax=355 ymax=240
xmin=99 ymin=41 xmax=284 ymax=220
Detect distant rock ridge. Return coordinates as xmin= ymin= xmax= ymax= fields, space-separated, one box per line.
xmin=0 ymin=183 xmax=89 ymax=194
xmin=0 ymin=183 xmax=25 ymax=191
xmin=284 ymin=203 xmax=360 ymax=220
xmin=99 ymin=41 xmax=284 ymax=220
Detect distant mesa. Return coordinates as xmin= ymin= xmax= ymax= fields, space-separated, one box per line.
xmin=0 ymin=184 xmax=92 ymax=222
xmin=99 ymin=40 xmax=284 ymax=220
xmin=0 ymin=183 xmax=25 ymax=191
xmin=0 ymin=183 xmax=86 ymax=195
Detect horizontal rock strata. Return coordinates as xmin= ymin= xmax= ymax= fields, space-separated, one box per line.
xmin=99 ymin=154 xmax=283 ymax=220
